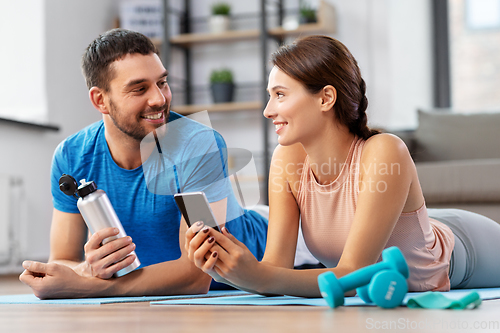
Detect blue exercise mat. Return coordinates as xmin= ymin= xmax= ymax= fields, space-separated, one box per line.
xmin=150 ymin=288 xmax=500 ymax=306
xmin=2 ymin=288 xmax=499 ymax=306
xmin=152 ymin=294 xmax=330 ymax=306
xmin=0 ymin=290 xmax=249 ymax=305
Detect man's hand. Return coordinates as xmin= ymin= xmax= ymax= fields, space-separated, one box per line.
xmin=19 ymin=261 xmax=98 ymax=299
xmin=77 ymin=227 xmax=137 ymax=279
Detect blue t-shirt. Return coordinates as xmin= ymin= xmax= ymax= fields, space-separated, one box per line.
xmin=51 ymin=112 xmax=267 ymax=271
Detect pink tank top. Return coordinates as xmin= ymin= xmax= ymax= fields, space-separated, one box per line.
xmin=296 ymin=137 xmax=455 ymax=291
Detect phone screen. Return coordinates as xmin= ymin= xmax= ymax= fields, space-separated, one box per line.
xmin=174 ymin=192 xmax=222 ymax=232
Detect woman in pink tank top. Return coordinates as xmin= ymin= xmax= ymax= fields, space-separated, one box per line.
xmin=186 ymin=36 xmax=500 ymax=296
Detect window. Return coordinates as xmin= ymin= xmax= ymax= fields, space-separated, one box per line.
xmin=449 ymin=0 xmax=500 ymax=112
xmin=465 ymin=0 xmax=500 ymax=30
xmin=0 ymin=1 xmax=48 ymax=124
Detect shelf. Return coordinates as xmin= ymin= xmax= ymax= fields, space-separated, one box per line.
xmin=167 ymin=23 xmax=335 ymax=47
xmin=172 ymin=101 xmax=263 ymax=115
xmin=269 ymin=22 xmax=334 ymax=38
xmin=170 ymin=29 xmax=260 ymax=47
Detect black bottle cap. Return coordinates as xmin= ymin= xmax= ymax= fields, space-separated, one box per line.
xmin=77 ymin=180 xmax=98 ymax=198
xmin=59 ymin=174 xmax=78 ymax=196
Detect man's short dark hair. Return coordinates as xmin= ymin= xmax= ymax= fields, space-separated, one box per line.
xmin=81 ymin=28 xmax=159 ymax=91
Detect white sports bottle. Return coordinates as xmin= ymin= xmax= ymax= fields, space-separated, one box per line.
xmin=59 ymin=174 xmax=140 ymax=277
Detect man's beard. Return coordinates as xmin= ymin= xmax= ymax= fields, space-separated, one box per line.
xmin=108 ymin=99 xmax=169 ymax=142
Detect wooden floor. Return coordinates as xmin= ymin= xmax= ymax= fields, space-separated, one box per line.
xmin=1 ymin=275 xmax=500 ymax=333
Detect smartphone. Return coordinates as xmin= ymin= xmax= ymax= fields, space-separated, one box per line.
xmin=174 ymin=192 xmax=222 ymax=232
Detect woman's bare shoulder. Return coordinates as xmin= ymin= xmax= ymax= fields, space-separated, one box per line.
xmin=362 ymin=133 xmax=411 ymax=162
xmin=270 ymin=144 xmax=308 ymax=185
xmin=365 ymin=132 xmax=407 ymax=148
xmin=272 ymin=143 xmax=307 ymax=165
xmin=359 ymin=133 xmax=416 ymax=184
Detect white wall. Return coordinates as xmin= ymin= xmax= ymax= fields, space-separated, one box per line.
xmin=0 ymin=0 xmax=118 ymax=271
xmin=45 ymin=0 xmax=120 ymax=137
xmin=0 ymin=0 xmax=432 ymax=270
xmin=387 ymin=0 xmax=432 ymax=129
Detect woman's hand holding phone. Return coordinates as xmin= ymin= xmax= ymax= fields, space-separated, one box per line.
xmin=185 ymin=222 xmax=262 ymax=293
xmin=185 ymin=221 xmax=217 ymax=271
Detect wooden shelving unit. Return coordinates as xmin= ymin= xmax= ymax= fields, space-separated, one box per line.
xmin=162 ymin=0 xmax=335 ymax=202
xmin=165 ymin=1 xmax=336 ymax=116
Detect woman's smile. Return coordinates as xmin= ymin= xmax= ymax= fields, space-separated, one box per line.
xmin=274 ymin=121 xmax=287 ymax=134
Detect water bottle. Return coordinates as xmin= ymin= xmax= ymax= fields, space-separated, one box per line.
xmin=59 ymin=174 xmax=140 ymax=277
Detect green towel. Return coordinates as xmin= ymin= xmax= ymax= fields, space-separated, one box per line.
xmin=406 ymin=291 xmax=481 ymax=309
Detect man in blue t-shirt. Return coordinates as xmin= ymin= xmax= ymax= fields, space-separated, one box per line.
xmin=19 ymin=29 xmax=268 ymax=299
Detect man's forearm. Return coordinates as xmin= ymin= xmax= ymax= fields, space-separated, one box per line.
xmin=85 ymin=257 xmax=213 ymax=297
xmin=114 ymin=258 xmax=212 ymax=296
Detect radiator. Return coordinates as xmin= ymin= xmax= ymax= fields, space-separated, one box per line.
xmin=0 ymin=174 xmax=10 ymax=264
xmin=0 ymin=174 xmax=25 ymax=271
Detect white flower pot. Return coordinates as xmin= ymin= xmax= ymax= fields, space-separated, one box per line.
xmin=209 ymin=15 xmax=230 ymax=33
xmin=283 ymin=15 xmax=300 ymax=31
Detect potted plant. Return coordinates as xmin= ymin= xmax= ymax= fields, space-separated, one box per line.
xmin=299 ymin=1 xmax=317 ymax=24
xmin=210 ymin=68 xmax=234 ymax=103
xmin=209 ymin=3 xmax=231 ymax=33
